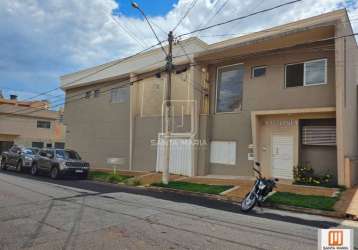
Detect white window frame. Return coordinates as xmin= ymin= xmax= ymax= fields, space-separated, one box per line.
xmin=284 ymin=58 xmax=327 ymax=88
xmin=215 ymin=63 xmax=244 ymax=114
xmin=252 ymin=66 xmax=267 ymax=78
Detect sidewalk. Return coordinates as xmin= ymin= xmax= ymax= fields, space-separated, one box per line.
xmin=334 ymin=186 xmax=358 ymax=219
xmin=91 ymin=169 xmax=357 ymax=219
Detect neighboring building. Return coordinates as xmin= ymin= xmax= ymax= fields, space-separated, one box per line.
xmin=61 ymin=10 xmax=358 ymax=187
xmin=0 ymin=95 xmax=66 ymax=152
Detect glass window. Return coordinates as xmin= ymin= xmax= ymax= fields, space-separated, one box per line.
xmin=39 ymin=150 xmax=47 ymax=157
xmin=23 ymin=148 xmax=34 ymax=155
xmin=30 ymin=148 xmax=39 ymax=155
xmin=216 ymin=64 xmax=245 ymax=113
xmin=54 ymin=142 xmax=65 ymax=149
xmin=285 ymin=59 xmax=327 ymax=88
xmin=55 ymin=150 xmax=81 ymax=160
xmin=304 ymin=59 xmax=327 ymax=85
xmin=252 ymin=66 xmax=266 ymax=78
xmin=46 ymin=150 xmax=54 ymax=158
xmin=37 ymin=120 xmax=51 ymax=129
xmin=32 ymin=142 xmax=44 ymax=148
xmin=85 ymin=91 xmax=91 ymax=99
xmin=110 ymin=87 xmax=129 ymax=103
xmin=286 ymin=63 xmax=304 ymax=87
xmin=94 ymin=89 xmax=100 ymax=98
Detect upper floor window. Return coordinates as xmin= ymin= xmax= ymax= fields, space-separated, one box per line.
xmin=252 ymin=66 xmax=266 ymax=78
xmin=85 ymin=91 xmax=91 ymax=99
xmin=37 ymin=120 xmax=51 ymax=129
xmin=110 ymin=87 xmax=129 ymax=103
xmin=285 ymin=59 xmax=327 ymax=88
xmin=32 ymin=142 xmax=44 ymax=148
xmin=94 ymin=89 xmax=100 ymax=98
xmin=216 ymin=64 xmax=245 ymax=113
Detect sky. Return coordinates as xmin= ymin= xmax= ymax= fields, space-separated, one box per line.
xmin=0 ymin=0 xmax=358 ymax=108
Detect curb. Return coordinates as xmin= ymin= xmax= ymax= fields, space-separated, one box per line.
xmin=263 ymin=202 xmax=345 ymax=219
xmin=88 ymin=178 xmax=347 ymax=219
xmin=145 ymin=186 xmax=346 ymax=219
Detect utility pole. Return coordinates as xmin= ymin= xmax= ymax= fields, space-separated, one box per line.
xmin=131 ymin=2 xmax=173 ymax=184
xmin=163 ymin=31 xmax=174 ymax=184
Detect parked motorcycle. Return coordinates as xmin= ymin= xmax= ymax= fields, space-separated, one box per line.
xmin=241 ymin=162 xmax=279 ymax=212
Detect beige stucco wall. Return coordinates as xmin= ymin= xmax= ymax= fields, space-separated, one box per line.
xmin=202 ymin=43 xmax=336 ymax=177
xmin=64 ymin=79 xmax=130 ymax=169
xmin=335 ymin=14 xmax=358 ymax=186
xmin=64 ymin=67 xmax=197 ymax=171
xmin=256 ymin=113 xmax=336 ymax=181
xmin=0 ymin=106 xmax=65 ymax=149
xmin=131 ymin=68 xmax=196 ymax=171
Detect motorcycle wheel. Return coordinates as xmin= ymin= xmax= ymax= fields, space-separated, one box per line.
xmin=241 ymin=192 xmax=257 ymax=212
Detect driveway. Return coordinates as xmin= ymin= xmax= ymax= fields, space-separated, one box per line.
xmin=0 ymin=171 xmax=357 ymax=250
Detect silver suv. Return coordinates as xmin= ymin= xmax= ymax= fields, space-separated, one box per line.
xmin=31 ymin=148 xmax=90 ymax=179
xmin=1 ymin=145 xmax=39 ymax=172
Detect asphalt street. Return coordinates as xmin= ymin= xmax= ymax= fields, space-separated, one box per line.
xmin=0 ymin=169 xmax=357 ymax=250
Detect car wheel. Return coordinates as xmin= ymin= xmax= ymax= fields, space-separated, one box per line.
xmin=31 ymin=163 xmax=38 ymax=176
xmin=16 ymin=160 xmax=23 ymax=172
xmin=50 ymin=167 xmax=60 ymax=179
xmin=1 ymin=158 xmax=7 ymax=170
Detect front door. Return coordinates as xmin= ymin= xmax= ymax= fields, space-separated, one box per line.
xmin=271 ymin=135 xmax=294 ymax=179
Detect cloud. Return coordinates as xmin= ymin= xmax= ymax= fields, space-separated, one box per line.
xmin=0 ymin=0 xmax=356 ymax=102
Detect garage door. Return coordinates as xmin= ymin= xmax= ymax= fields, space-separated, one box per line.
xmin=156 ymin=137 xmax=193 ymax=176
xmin=271 ymin=135 xmax=294 ymax=179
xmin=0 ymin=141 xmax=14 ymax=154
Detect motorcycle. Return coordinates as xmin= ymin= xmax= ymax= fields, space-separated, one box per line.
xmin=241 ymin=162 xmax=279 ymax=212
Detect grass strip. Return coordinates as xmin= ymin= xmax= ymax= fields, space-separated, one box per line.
xmin=266 ymin=192 xmax=338 ymax=211
xmin=89 ymin=171 xmax=132 ymax=183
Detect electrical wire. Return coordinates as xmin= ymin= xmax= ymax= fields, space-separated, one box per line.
xmin=200 ymin=0 xmax=231 ymax=28
xmin=176 ymin=0 xmax=303 ymax=38
xmin=172 ymin=0 xmax=199 ymax=32
xmin=110 ymin=15 xmax=149 ymax=49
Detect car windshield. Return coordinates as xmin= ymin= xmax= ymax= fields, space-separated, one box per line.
xmin=30 ymin=148 xmax=39 ymax=155
xmin=55 ymin=150 xmax=81 ymax=160
xmin=23 ymin=149 xmax=34 ymax=155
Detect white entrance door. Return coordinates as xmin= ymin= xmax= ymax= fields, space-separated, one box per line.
xmin=271 ymin=135 xmax=294 ymax=179
xmin=156 ymin=137 xmax=193 ymax=176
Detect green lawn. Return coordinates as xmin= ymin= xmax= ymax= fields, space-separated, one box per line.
xmin=88 ymin=171 xmax=132 ymax=183
xmin=152 ymin=181 xmax=233 ymax=195
xmin=266 ymin=192 xmax=338 ymax=211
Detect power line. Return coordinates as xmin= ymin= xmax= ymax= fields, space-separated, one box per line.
xmin=110 ymin=15 xmax=149 ymax=49
xmin=200 ymin=0 xmax=231 ymax=29
xmin=1 ymin=57 xmax=168 ymax=118
xmin=172 ymin=0 xmax=199 ymax=32
xmin=176 ymin=0 xmax=303 ymax=38
xmin=9 ymin=41 xmax=164 ymax=108
xmin=0 ymin=87 xmax=64 ymax=99
xmin=196 ymin=16 xmax=358 ymax=39
xmin=132 ymin=2 xmax=167 ymax=57
xmin=0 ymin=66 xmax=167 ymax=119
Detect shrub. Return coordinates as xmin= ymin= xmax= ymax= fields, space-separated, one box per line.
xmin=293 ymin=164 xmax=333 ymax=186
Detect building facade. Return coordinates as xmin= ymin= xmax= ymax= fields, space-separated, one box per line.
xmin=0 ymin=96 xmax=66 ymax=152
xmin=61 ymin=10 xmax=358 ymax=187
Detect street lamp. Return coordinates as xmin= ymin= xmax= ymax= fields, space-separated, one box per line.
xmin=131 ymin=2 xmax=173 ymax=185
